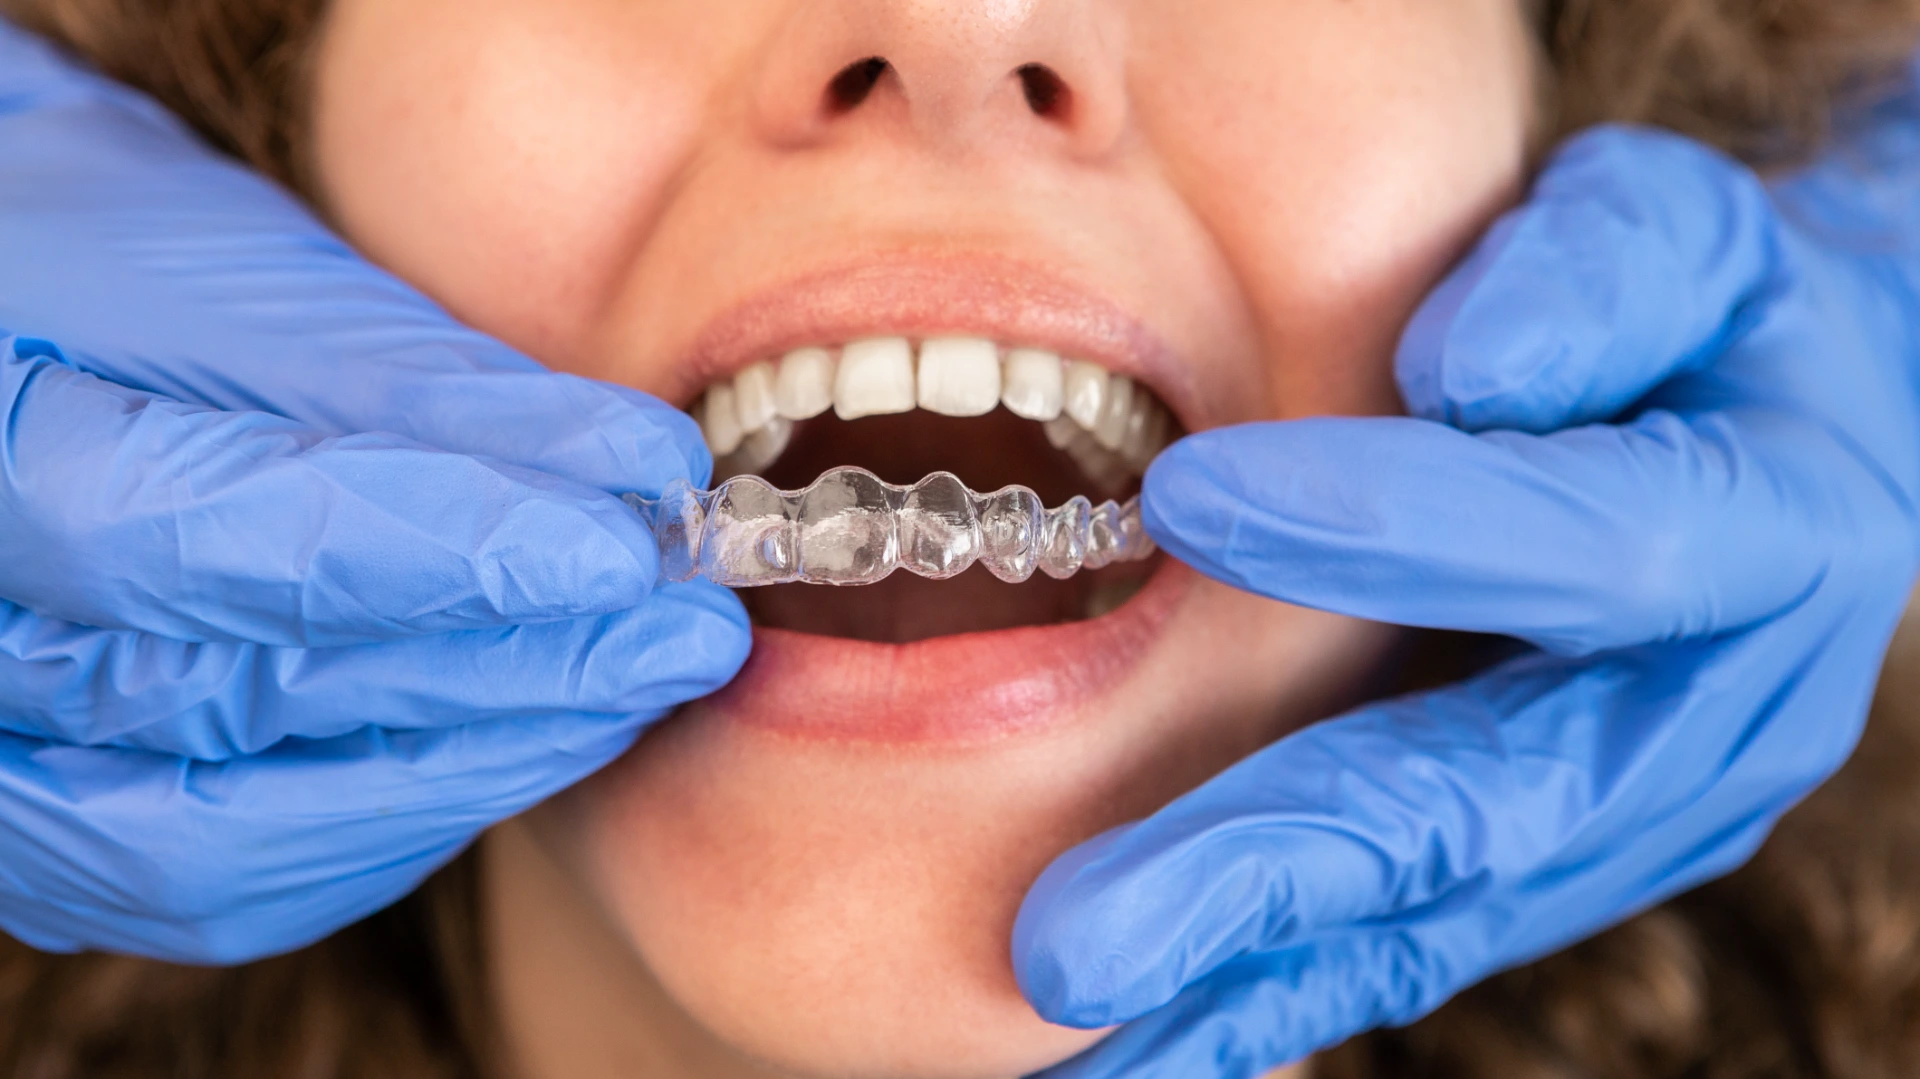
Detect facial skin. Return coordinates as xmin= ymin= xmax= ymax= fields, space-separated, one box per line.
xmin=310 ymin=2 xmax=1537 ymax=1076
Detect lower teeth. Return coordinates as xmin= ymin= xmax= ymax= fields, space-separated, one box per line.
xmin=627 ymin=467 xmax=1156 ymax=587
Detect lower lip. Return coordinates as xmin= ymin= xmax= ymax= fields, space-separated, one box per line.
xmin=700 ymin=560 xmax=1192 ymax=745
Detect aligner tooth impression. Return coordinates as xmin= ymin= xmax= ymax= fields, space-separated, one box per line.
xmin=644 ymin=338 xmax=1173 ymax=586
xmin=628 ymin=469 xmax=1154 ymax=587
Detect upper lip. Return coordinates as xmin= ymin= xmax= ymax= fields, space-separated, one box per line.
xmin=668 ymin=250 xmax=1202 ymax=430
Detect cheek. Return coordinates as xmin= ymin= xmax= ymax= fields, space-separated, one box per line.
xmin=309 ymin=0 xmax=717 ymax=366
xmin=1133 ymin=0 xmax=1536 ymax=420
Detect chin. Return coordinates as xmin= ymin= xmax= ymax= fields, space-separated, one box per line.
xmin=534 ymin=566 xmax=1390 ymax=1079
xmin=570 ymin=709 xmax=1123 ymax=1078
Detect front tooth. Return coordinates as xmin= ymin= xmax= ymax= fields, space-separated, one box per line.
xmin=1063 ymin=360 xmax=1109 ymax=430
xmin=733 ymin=361 xmax=779 ymax=432
xmin=834 ymin=337 xmax=916 ymax=420
xmin=977 ymin=486 xmax=1043 ymax=583
xmin=1001 ymin=348 xmax=1064 ymax=421
xmin=1083 ymin=500 xmax=1123 ymax=570
xmin=1039 ymin=495 xmax=1091 ymax=579
xmin=635 ymin=472 xmax=1160 ymax=588
xmin=700 ymin=385 xmax=744 ymax=456
xmin=1116 ymin=496 xmax=1156 ymax=561
xmin=796 ymin=467 xmax=898 ymax=585
xmin=726 ymin=416 xmax=793 ymax=476
xmin=1093 ymin=375 xmax=1135 ymax=451
xmin=699 ymin=475 xmax=798 ymax=586
xmin=1043 ymin=413 xmax=1081 ymax=450
xmin=1122 ymin=399 xmax=1171 ymax=468
xmin=898 ymin=472 xmax=981 ymax=578
xmin=1064 ymin=430 xmax=1135 ymax=496
xmin=775 ymin=347 xmax=836 ymax=420
xmin=917 ymin=337 xmax=1002 ymax=417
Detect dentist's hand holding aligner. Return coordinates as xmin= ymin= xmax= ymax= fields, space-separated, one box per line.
xmin=0 ymin=23 xmax=749 ymax=962
xmin=1016 ymin=78 xmax=1920 ymax=1077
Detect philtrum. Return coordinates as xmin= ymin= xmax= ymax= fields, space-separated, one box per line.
xmin=627 ymin=467 xmax=1156 ymax=587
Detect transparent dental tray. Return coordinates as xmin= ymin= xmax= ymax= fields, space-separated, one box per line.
xmin=627 ymin=466 xmax=1155 ymax=587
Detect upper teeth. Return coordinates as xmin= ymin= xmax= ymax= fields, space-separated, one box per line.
xmin=697 ymin=336 xmax=1175 ymax=485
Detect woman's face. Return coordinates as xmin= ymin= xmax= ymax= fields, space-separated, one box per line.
xmin=311 ymin=1 xmax=1536 ymax=1075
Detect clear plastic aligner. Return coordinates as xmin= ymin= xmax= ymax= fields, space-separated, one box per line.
xmin=626 ymin=467 xmax=1156 ymax=587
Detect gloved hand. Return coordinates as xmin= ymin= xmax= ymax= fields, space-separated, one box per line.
xmin=0 ymin=23 xmax=749 ymax=962
xmin=1016 ymin=91 xmax=1920 ymax=1077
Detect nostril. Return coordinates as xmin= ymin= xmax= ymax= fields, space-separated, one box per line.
xmin=1017 ymin=64 xmax=1071 ymax=120
xmin=826 ymin=57 xmax=889 ymax=113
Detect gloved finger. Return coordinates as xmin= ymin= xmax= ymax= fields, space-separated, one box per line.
xmin=0 ymin=697 xmax=661 ymax=963
xmin=1014 ymin=586 xmax=1902 ymax=1030
xmin=1140 ymin=402 xmax=1893 ymax=656
xmin=1030 ymin=932 xmax=1525 ymax=1079
xmin=0 ymin=26 xmax=707 ymax=495
xmin=1030 ymin=800 xmax=1784 ymax=1079
xmin=1027 ymin=947 xmax=1374 ymax=1079
xmin=1396 ymin=125 xmax=1779 ymax=434
xmin=0 ymin=338 xmax=673 ymax=646
xmin=0 ymin=581 xmax=748 ymax=759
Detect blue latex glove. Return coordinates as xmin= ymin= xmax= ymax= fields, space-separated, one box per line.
xmin=0 ymin=24 xmax=750 ymax=962
xmin=1016 ymin=92 xmax=1920 ymax=1077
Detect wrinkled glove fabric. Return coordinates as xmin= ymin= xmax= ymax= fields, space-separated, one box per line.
xmin=0 ymin=24 xmax=750 ymax=962
xmin=1018 ymin=92 xmax=1920 ymax=1078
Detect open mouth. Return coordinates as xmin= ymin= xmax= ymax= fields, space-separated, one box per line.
xmin=686 ymin=335 xmax=1183 ymax=644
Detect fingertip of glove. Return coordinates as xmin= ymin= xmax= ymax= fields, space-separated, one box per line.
xmin=1013 ymin=921 xmax=1133 ymax=1030
xmin=467 ymin=375 xmax=712 ymax=497
xmin=1545 ymin=124 xmax=1751 ymax=194
xmin=0 ymin=918 xmax=83 ymax=957
xmin=573 ymin=379 xmax=716 ymax=493
xmin=464 ymin=483 xmax=668 ymax=623
xmin=1393 ymin=195 xmax=1612 ymax=434
xmin=1140 ymin=420 xmax=1436 ymax=594
xmin=461 ymin=581 xmax=750 ymax=719
xmin=1013 ymin=828 xmax=1169 ymax=1029
xmin=624 ymin=580 xmax=754 ymax=693
xmin=677 ymin=580 xmax=755 ymax=670
xmin=621 ymin=390 xmax=716 ymax=491
xmin=1398 ymin=124 xmax=1773 ymax=435
xmin=1142 ymin=426 xmax=1317 ymax=519
xmin=1140 ymin=435 xmax=1256 ymax=585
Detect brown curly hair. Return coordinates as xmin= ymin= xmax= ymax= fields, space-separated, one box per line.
xmin=1321 ymin=619 xmax=1920 ymax=1079
xmin=0 ymin=1 xmax=1918 ymax=1077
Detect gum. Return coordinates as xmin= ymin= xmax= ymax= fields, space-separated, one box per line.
xmin=626 ymin=467 xmax=1156 ymax=587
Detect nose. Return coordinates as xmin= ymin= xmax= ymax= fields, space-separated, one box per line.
xmin=752 ymin=0 xmax=1127 ymax=158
